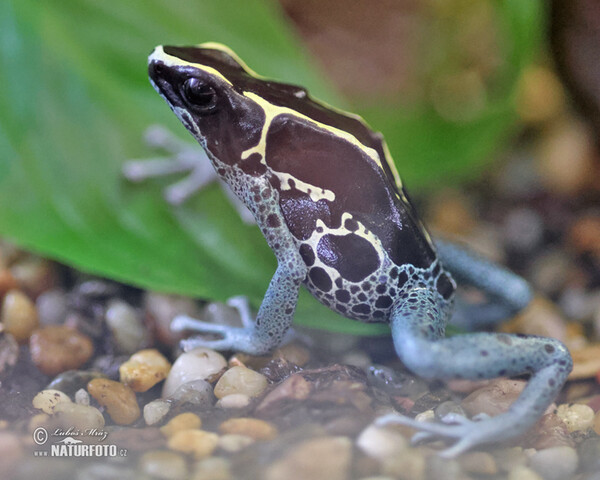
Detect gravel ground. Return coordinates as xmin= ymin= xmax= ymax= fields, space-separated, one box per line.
xmin=1 ymin=67 xmax=600 ymax=480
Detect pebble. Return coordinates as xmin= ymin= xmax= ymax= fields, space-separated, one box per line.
xmin=434 ymin=401 xmax=466 ymax=421
xmin=75 ymin=463 xmax=138 ymax=480
xmin=503 ymin=208 xmax=544 ymax=253
xmin=10 ymin=256 xmax=57 ymax=297
xmin=578 ymin=438 xmax=600 ymax=473
xmin=0 ymin=431 xmax=23 ymax=476
xmin=52 ymin=402 xmax=105 ymax=431
xmin=356 ymin=424 xmax=407 ymax=460
xmin=167 ymin=429 xmax=219 ymax=459
xmin=217 ymin=393 xmax=251 ymax=409
xmin=169 ymin=379 xmax=215 ymax=408
xmin=218 ymin=434 xmax=255 ymax=453
xmin=494 ymin=447 xmax=527 ymax=473
xmin=218 ymin=417 xmax=278 ymax=440
xmin=0 ymin=268 xmax=17 ymax=298
xmin=458 ymin=451 xmax=498 ymax=475
xmin=508 ymin=465 xmax=544 ymax=480
xmin=501 ymin=297 xmax=567 ymax=342
xmin=529 ymin=446 xmax=579 ymax=480
xmin=255 ymin=374 xmax=311 ymax=415
xmin=30 ymin=325 xmax=94 ymax=376
xmin=192 ymin=457 xmax=232 ymax=480
xmin=516 ymin=66 xmax=565 ymax=124
xmin=35 ymin=289 xmax=67 ymax=326
xmin=144 ymin=398 xmax=172 ymax=426
xmin=0 ymin=332 xmax=18 ymax=374
xmin=536 ymin=119 xmax=595 ymax=195
xmin=162 ymin=347 xmax=227 ymax=397
xmin=74 ymin=388 xmax=89 ymax=405
xmin=461 ymin=379 xmax=526 ymax=417
xmin=570 ymin=344 xmax=600 ymax=379
xmin=425 ymin=456 xmax=462 ymax=480
xmin=87 ymin=378 xmax=140 ymax=425
xmin=595 ymin=410 xmax=600 ymax=435
xmin=274 ymin=343 xmax=310 ymax=367
xmin=160 ymin=412 xmax=202 ymax=437
xmin=139 ymin=450 xmax=188 ymax=480
xmin=32 ymin=389 xmax=72 ymax=414
xmin=381 ymin=452 xmax=426 ymax=480
xmin=46 ymin=370 xmax=108 ymax=396
xmin=119 ymin=348 xmax=171 ymax=392
xmin=143 ymin=292 xmax=200 ymax=345
xmin=524 ymin=413 xmax=573 ymax=450
xmin=213 ymin=366 xmax=268 ymax=399
xmin=105 ymin=299 xmax=148 ymax=353
xmin=528 ymin=249 xmax=571 ymax=297
xmin=556 ymin=403 xmax=595 ymax=432
xmin=264 ymin=436 xmax=352 ymax=480
xmin=425 ymin=188 xmax=476 ymax=237
xmin=1 ymin=289 xmax=39 ymax=343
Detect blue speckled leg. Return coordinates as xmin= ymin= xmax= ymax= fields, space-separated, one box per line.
xmin=171 ymin=176 xmax=307 ymax=355
xmin=435 ymin=238 xmax=533 ymax=330
xmin=380 ymin=288 xmax=572 ymax=457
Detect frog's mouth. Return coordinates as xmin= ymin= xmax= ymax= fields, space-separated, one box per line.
xmin=148 ymin=60 xmax=183 ymax=109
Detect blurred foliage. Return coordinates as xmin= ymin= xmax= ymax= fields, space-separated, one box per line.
xmin=0 ymin=0 xmax=542 ymax=334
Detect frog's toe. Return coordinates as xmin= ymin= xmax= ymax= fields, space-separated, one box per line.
xmin=171 ymin=315 xmax=230 ymax=334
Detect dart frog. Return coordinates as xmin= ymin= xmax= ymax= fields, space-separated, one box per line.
xmin=126 ymin=43 xmax=572 ymax=457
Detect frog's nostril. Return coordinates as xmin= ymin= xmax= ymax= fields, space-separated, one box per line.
xmin=148 ymin=61 xmax=166 ymax=80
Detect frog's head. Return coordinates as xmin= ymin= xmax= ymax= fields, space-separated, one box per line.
xmin=148 ymin=43 xmax=267 ymax=166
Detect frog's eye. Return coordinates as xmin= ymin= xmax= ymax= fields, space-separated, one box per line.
xmin=181 ymin=78 xmax=217 ymax=113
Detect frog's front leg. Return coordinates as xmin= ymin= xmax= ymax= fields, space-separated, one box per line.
xmin=382 ymin=287 xmax=572 ymax=457
xmin=171 ymin=178 xmax=307 ymax=355
xmin=435 ymin=238 xmax=533 ymax=330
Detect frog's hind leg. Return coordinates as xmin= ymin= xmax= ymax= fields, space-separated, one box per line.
xmin=434 ymin=238 xmax=533 ymax=330
xmin=383 ymin=287 xmax=572 ymax=457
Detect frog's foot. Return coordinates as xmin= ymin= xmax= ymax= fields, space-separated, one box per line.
xmin=123 ymin=125 xmax=255 ymax=221
xmin=172 ymin=315 xmax=258 ymax=352
xmin=376 ymin=412 xmax=504 ymax=458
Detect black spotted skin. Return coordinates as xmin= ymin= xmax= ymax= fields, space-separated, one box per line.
xmin=151 ymin=44 xmax=446 ymax=324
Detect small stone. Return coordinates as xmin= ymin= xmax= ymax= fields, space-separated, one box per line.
xmin=108 ymin=426 xmax=165 ymax=452
xmin=255 ymin=374 xmax=311 ymax=414
xmin=414 ymin=409 xmax=435 ymax=422
xmin=10 ymin=256 xmax=57 ymax=297
xmin=382 ymin=451 xmax=426 ymax=480
xmin=213 ymin=366 xmax=268 ymax=399
xmin=578 ymin=438 xmax=600 ymax=473
xmin=217 ymin=393 xmax=251 ymax=409
xmin=265 ymin=436 xmax=352 ymax=480
xmin=274 ymin=343 xmax=310 ymax=366
xmin=192 ymin=457 xmax=232 ymax=480
xmin=143 ymin=292 xmax=200 ymax=345
xmin=167 ymin=429 xmax=219 ymax=459
xmin=160 ymin=412 xmax=202 ymax=437
xmin=218 ymin=434 xmax=254 ymax=453
xmin=119 ymin=348 xmax=171 ymax=392
xmin=595 ymin=410 xmax=600 ymax=435
xmin=0 ymin=332 xmax=18 ymax=374
xmin=516 ymin=66 xmax=565 ymax=124
xmin=144 ymin=399 xmax=171 ymax=426
xmin=36 ymin=289 xmax=67 ymax=326
xmin=501 ymin=297 xmax=567 ymax=342
xmin=87 ymin=378 xmax=140 ymax=425
xmin=52 ymin=402 xmax=105 ymax=431
xmin=0 ymin=431 xmax=24 ymax=476
xmin=74 ymin=388 xmax=89 ymax=405
xmin=105 ymin=299 xmax=149 ymax=354
xmin=356 ymin=424 xmax=407 ymax=460
xmin=494 ymin=447 xmax=527 ymax=473
xmin=0 ymin=269 xmax=18 ymax=298
xmin=46 ymin=370 xmax=107 ymax=396
xmin=75 ymin=463 xmax=138 ymax=480
xmin=508 ymin=465 xmax=543 ymax=480
xmin=30 ymin=326 xmax=94 ymax=376
xmin=459 ymin=451 xmax=497 ymax=475
xmin=556 ymin=403 xmax=595 ymax=432
xmin=570 ymin=344 xmax=600 ymax=379
xmin=523 ymin=413 xmax=573 ymax=450
xmin=32 ymin=389 xmax=72 ymax=414
xmin=139 ymin=450 xmax=188 ymax=480
xmin=218 ymin=417 xmax=277 ymax=440
xmin=1 ymin=289 xmax=39 ymax=343
xmin=169 ymin=379 xmax=215 ymax=408
xmin=425 ymin=456 xmax=462 ymax=480
xmin=162 ymin=348 xmax=227 ymax=397
xmin=528 ymin=446 xmax=578 ymax=480
xmin=461 ymin=379 xmax=527 ymax=417
xmin=434 ymin=401 xmax=466 ymax=421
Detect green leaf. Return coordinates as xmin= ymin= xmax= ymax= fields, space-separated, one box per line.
xmin=0 ymin=0 xmax=541 ymax=336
